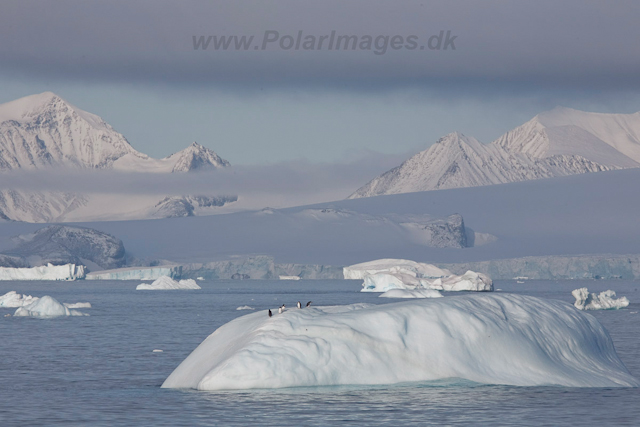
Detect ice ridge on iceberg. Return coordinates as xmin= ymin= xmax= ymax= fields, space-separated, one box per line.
xmin=162 ymin=294 xmax=638 ymax=390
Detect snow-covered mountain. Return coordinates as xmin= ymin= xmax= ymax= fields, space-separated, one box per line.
xmin=0 ymin=92 xmax=234 ymax=222
xmin=350 ymin=107 xmax=640 ymax=198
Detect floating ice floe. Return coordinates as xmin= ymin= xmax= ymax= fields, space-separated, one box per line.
xmin=236 ymin=306 xmax=255 ymax=310
xmin=572 ymin=288 xmax=630 ymax=310
xmin=279 ymin=275 xmax=301 ymax=280
xmin=162 ymin=294 xmax=638 ymax=390
xmin=13 ymin=295 xmax=89 ymax=318
xmin=379 ymin=289 xmax=443 ymax=299
xmin=346 ymin=259 xmax=492 ymax=292
xmin=0 ymin=263 xmax=85 ymax=281
xmin=63 ymin=302 xmax=92 ymax=309
xmin=0 ymin=291 xmax=39 ymax=307
xmin=136 ymin=276 xmax=201 ymax=290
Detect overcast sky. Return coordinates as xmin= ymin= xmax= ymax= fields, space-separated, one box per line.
xmin=2 ymin=0 xmax=640 ymax=164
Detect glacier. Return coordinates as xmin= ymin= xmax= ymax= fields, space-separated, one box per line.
xmin=136 ymin=276 xmax=201 ymax=290
xmin=379 ymin=289 xmax=443 ymax=299
xmin=162 ymin=294 xmax=639 ymax=390
xmin=572 ymin=288 xmax=630 ymax=311
xmin=0 ymin=263 xmax=85 ymax=281
xmin=13 ymin=295 xmax=88 ymax=318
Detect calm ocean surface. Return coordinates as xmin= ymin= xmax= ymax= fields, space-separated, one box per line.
xmin=1 ymin=279 xmax=639 ymax=426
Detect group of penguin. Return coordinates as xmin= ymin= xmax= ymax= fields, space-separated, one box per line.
xmin=268 ymin=301 xmax=311 ymax=317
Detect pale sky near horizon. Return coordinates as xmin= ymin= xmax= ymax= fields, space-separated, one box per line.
xmin=2 ymin=0 xmax=640 ymax=165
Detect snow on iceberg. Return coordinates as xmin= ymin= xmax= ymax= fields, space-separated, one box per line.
xmin=379 ymin=289 xmax=443 ymax=299
xmin=13 ymin=295 xmax=88 ymax=318
xmin=162 ymin=294 xmax=638 ymax=390
xmin=572 ymin=288 xmax=630 ymax=310
xmin=0 ymin=263 xmax=85 ymax=281
xmin=344 ymin=259 xmax=451 ymax=280
xmin=0 ymin=291 xmax=39 ymax=307
xmin=136 ymin=276 xmax=201 ymax=290
xmin=361 ymin=270 xmax=492 ymax=292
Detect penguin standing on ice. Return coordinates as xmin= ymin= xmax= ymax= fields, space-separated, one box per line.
xmin=279 ymin=304 xmax=285 ymax=314
xmin=297 ymin=301 xmax=301 ymax=309
xmin=306 ymin=301 xmax=312 ymax=307
xmin=268 ymin=309 xmax=272 ymax=318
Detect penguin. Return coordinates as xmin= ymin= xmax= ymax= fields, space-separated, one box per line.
xmin=268 ymin=309 xmax=272 ymax=318
xmin=306 ymin=301 xmax=312 ymax=307
xmin=278 ymin=306 xmax=283 ymax=314
xmin=297 ymin=301 xmax=302 ymax=309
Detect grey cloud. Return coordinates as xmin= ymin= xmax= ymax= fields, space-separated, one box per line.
xmin=2 ymin=0 xmax=640 ymax=92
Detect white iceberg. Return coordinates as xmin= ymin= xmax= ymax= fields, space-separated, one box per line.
xmin=236 ymin=306 xmax=255 ymax=311
xmin=279 ymin=275 xmax=301 ymax=280
xmin=136 ymin=276 xmax=201 ymax=290
xmin=162 ymin=294 xmax=638 ymax=390
xmin=572 ymin=288 xmax=630 ymax=310
xmin=361 ymin=270 xmax=492 ymax=292
xmin=14 ymin=295 xmax=88 ymax=318
xmin=0 ymin=291 xmax=39 ymax=307
xmin=344 ymin=259 xmax=451 ymax=280
xmin=0 ymin=263 xmax=85 ymax=281
xmin=379 ymin=289 xmax=443 ymax=299
xmin=63 ymin=302 xmax=92 ymax=309
xmin=86 ymin=265 xmax=181 ymax=280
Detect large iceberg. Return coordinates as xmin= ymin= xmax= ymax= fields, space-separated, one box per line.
xmin=361 ymin=270 xmax=492 ymax=292
xmin=162 ymin=294 xmax=638 ymax=390
xmin=344 ymin=259 xmax=452 ymax=280
xmin=0 ymin=291 xmax=39 ymax=307
xmin=346 ymin=259 xmax=492 ymax=292
xmin=572 ymin=288 xmax=630 ymax=310
xmin=13 ymin=296 xmax=88 ymax=318
xmin=86 ymin=265 xmax=182 ymax=280
xmin=0 ymin=263 xmax=85 ymax=281
xmin=379 ymin=289 xmax=443 ymax=299
xmin=136 ymin=276 xmax=201 ymax=290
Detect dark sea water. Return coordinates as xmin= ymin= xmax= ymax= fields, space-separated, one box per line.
xmin=1 ymin=279 xmax=639 ymax=426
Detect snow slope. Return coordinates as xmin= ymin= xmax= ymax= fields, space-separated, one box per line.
xmin=351 ymin=108 xmax=640 ymax=198
xmin=162 ymin=294 xmax=639 ymax=390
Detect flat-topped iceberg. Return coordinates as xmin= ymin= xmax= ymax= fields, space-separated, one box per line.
xmin=379 ymin=289 xmax=443 ymax=299
xmin=0 ymin=291 xmax=39 ymax=307
xmin=14 ymin=296 xmax=88 ymax=318
xmin=136 ymin=276 xmax=201 ymax=290
xmin=0 ymin=263 xmax=85 ymax=281
xmin=572 ymin=288 xmax=630 ymax=310
xmin=162 ymin=294 xmax=638 ymax=390
xmin=344 ymin=259 xmax=452 ymax=280
xmin=362 ymin=270 xmax=492 ymax=292
xmin=346 ymin=259 xmax=492 ymax=292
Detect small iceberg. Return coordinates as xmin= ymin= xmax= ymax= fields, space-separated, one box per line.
xmin=572 ymin=288 xmax=630 ymax=310
xmin=0 ymin=291 xmax=39 ymax=307
xmin=279 ymin=275 xmax=301 ymax=280
xmin=14 ymin=296 xmax=88 ymax=318
xmin=344 ymin=258 xmax=451 ymax=280
xmin=64 ymin=302 xmax=92 ymax=309
xmin=379 ymin=289 xmax=443 ymax=299
xmin=162 ymin=294 xmax=638 ymax=390
xmin=136 ymin=276 xmax=201 ymax=290
xmin=236 ymin=306 xmax=255 ymax=311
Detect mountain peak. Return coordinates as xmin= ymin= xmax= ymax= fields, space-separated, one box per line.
xmin=165 ymin=142 xmax=230 ymax=172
